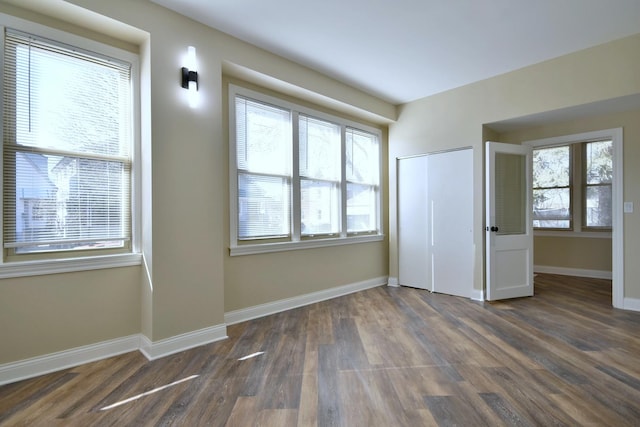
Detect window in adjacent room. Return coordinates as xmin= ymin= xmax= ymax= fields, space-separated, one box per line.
xmin=2 ymin=26 xmax=136 ymax=258
xmin=532 ymin=139 xmax=612 ymax=232
xmin=230 ymin=85 xmax=382 ymax=255
xmin=532 ymin=145 xmax=571 ymax=229
xmin=583 ymin=140 xmax=613 ymax=229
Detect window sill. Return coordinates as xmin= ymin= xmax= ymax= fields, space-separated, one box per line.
xmin=0 ymin=253 xmax=143 ymax=279
xmin=230 ymin=234 xmax=385 ymax=256
xmin=534 ymin=230 xmax=612 ymax=239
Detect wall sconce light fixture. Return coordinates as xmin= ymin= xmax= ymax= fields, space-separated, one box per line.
xmin=181 ymin=46 xmax=198 ymax=107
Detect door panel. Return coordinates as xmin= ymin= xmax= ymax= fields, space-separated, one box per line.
xmin=398 ymin=155 xmax=430 ymax=290
xmin=429 ymin=149 xmax=473 ymax=298
xmin=486 ymin=142 xmax=533 ymax=300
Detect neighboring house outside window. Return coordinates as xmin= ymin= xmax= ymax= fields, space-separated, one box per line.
xmin=1 ymin=16 xmax=139 ymax=271
xmin=229 ymin=85 xmax=383 ymax=255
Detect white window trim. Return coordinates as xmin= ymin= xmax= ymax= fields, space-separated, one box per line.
xmin=533 ymin=230 xmax=611 ymax=239
xmin=525 ymin=129 xmax=618 ymax=238
xmin=228 ymin=84 xmax=384 ymax=256
xmin=0 ymin=13 xmax=142 ymax=277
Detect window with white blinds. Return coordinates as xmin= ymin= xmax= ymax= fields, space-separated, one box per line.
xmin=346 ymin=128 xmax=379 ymax=233
xmin=2 ymin=28 xmax=133 ymax=255
xmin=230 ymin=85 xmax=382 ymax=253
xmin=299 ymin=115 xmax=341 ymax=236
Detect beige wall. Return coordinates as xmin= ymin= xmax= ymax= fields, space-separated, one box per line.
xmin=0 ymin=0 xmax=392 ymax=365
xmin=0 ymin=267 xmax=140 ymax=363
xmin=389 ymin=33 xmax=640 ymax=299
xmin=533 ymin=236 xmax=612 ymax=271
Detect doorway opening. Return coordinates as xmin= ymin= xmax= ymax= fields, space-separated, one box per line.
xmin=523 ymin=128 xmax=623 ymax=308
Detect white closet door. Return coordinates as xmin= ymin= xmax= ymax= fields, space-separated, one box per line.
xmin=397 ymin=149 xmax=473 ymax=297
xmin=398 ymin=155 xmax=431 ymax=290
xmin=428 ymin=149 xmax=473 ymax=298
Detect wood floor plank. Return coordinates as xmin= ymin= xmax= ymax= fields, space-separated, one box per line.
xmin=255 ymin=408 xmax=298 ymax=426
xmin=424 ymin=394 xmax=486 ymax=426
xmin=2 ymin=274 xmax=640 ymax=426
xmin=56 ymin=352 xmax=147 ymax=419
xmin=224 ymin=396 xmax=259 ymax=427
xmin=296 ymin=373 xmax=317 ymax=427
xmin=316 ymin=344 xmax=341 ymax=427
xmin=479 ymin=392 xmax=533 ymax=427
xmin=0 ymin=372 xmax=77 ymax=425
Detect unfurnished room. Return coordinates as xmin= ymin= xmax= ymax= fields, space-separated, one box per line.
xmin=1 ymin=0 xmax=640 ymax=425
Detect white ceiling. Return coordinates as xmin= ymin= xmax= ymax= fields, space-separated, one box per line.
xmin=152 ymin=0 xmax=640 ymax=105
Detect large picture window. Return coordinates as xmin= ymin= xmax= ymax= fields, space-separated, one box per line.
xmin=2 ymin=27 xmax=134 ymax=256
xmin=230 ymin=85 xmax=382 ymax=255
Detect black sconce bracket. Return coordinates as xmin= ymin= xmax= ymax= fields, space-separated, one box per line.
xmin=181 ymin=67 xmax=198 ymax=89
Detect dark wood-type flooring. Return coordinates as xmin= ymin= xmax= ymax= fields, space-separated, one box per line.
xmin=2 ymin=274 xmax=640 ymax=426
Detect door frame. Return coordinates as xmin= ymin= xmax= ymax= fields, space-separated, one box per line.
xmin=523 ymin=128 xmax=624 ymax=308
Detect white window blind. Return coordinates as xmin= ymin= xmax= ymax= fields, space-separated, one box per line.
xmin=299 ymin=115 xmax=340 ymax=236
xmin=235 ymin=96 xmax=292 ymax=239
xmin=346 ymin=128 xmax=379 ymax=233
xmin=3 ymin=28 xmax=132 ymax=253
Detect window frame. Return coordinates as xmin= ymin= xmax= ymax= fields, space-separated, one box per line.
xmin=525 ymin=130 xmax=620 ymax=239
xmin=532 ymin=144 xmax=573 ymax=231
xmin=0 ymin=13 xmax=141 ymax=278
xmin=582 ymin=140 xmax=613 ymax=231
xmin=228 ymin=84 xmax=383 ymax=256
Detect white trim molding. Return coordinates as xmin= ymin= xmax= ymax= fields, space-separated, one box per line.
xmin=0 ymin=324 xmax=229 ymax=385
xmin=622 ymin=297 xmax=640 ymax=312
xmin=387 ymin=276 xmax=399 ymax=287
xmin=0 ymin=335 xmax=140 ymax=386
xmin=225 ymin=276 xmax=387 ymax=325
xmin=139 ymin=324 xmax=228 ymax=361
xmin=0 ymin=253 xmax=142 ymax=279
xmin=471 ymin=289 xmax=485 ymax=301
xmin=534 ymin=265 xmax=612 ymax=280
xmin=230 ymin=234 xmax=384 ymax=256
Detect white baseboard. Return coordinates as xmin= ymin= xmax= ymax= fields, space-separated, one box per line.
xmin=623 ymin=297 xmax=640 ymax=312
xmin=139 ymin=324 xmax=227 ymax=361
xmin=224 ymin=276 xmax=387 ymax=325
xmin=0 ymin=323 xmax=228 ymax=385
xmin=0 ymin=334 xmax=141 ymax=386
xmin=470 ymin=288 xmax=485 ymax=301
xmin=0 ymin=275 xmax=393 ymax=385
xmin=534 ymin=265 xmax=612 ymax=280
xmin=387 ymin=276 xmax=399 ymax=287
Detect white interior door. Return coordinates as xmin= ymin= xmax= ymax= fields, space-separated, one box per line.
xmin=485 ymin=141 xmax=533 ymax=300
xmin=398 ymin=155 xmax=431 ymax=290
